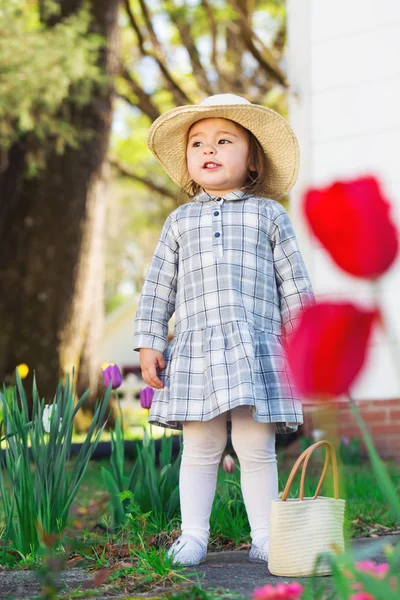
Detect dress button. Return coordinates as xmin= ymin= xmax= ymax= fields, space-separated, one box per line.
xmin=216 ymin=198 xmax=221 ymax=201
xmin=214 ymin=211 xmax=219 ymax=216
xmin=215 ymin=232 xmax=220 ymax=238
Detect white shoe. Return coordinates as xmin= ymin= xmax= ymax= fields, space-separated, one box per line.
xmin=167 ymin=534 xmax=207 ymax=566
xmin=248 ymin=542 xmax=268 ymax=563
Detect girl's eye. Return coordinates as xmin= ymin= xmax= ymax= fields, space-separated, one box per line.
xmin=218 ymin=139 xmax=231 ymax=144
xmin=192 ymin=141 xmax=202 ymax=147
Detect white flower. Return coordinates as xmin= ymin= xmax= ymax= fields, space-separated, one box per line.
xmin=311 ymin=429 xmax=325 ymax=442
xmin=42 ymin=405 xmax=62 ymax=433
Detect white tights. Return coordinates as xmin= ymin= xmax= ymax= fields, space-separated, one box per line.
xmin=179 ymin=405 xmax=278 ymax=549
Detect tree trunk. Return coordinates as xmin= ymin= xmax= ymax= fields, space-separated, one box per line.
xmin=0 ymin=0 xmax=120 ymax=404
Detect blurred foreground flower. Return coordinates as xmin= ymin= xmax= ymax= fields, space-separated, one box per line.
xmin=140 ymin=386 xmax=154 ymax=409
xmin=355 ymin=561 xmax=389 ymax=579
xmin=253 ymin=582 xmax=303 ymax=600
xmin=222 ymin=454 xmax=235 ymax=473
xmin=296 ymin=175 xmax=400 ymax=600
xmin=345 ymin=560 xmax=398 ymax=599
xmin=102 ymin=364 xmax=122 ymax=389
xmin=287 ymin=302 xmax=379 ymax=398
xmin=304 ymin=176 xmax=398 ymax=278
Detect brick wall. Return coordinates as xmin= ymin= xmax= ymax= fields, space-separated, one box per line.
xmin=301 ymin=398 xmax=400 ymax=461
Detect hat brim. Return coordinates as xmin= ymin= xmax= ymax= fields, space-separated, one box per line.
xmin=147 ymin=103 xmax=299 ymax=200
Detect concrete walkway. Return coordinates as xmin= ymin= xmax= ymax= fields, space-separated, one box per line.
xmin=0 ymin=534 xmax=398 ymax=599
xmin=174 ymin=534 xmax=400 ymax=599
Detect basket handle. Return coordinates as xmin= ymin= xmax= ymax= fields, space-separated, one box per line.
xmin=281 ymin=440 xmax=339 ymax=501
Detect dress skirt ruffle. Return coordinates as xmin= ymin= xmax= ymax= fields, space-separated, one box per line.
xmin=148 ymin=320 xmax=303 ymax=434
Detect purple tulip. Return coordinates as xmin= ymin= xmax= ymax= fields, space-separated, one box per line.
xmin=140 ymin=386 xmax=154 ymax=409
xmin=102 ymin=364 xmax=123 ymax=389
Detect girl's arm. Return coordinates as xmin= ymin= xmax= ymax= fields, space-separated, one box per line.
xmin=133 ymin=213 xmax=179 ymax=353
xmin=270 ymin=206 xmax=315 ymax=340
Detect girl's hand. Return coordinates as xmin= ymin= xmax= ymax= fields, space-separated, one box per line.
xmin=139 ymin=348 xmax=166 ymax=389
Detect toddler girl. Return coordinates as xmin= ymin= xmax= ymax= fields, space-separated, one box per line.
xmin=133 ymin=94 xmax=315 ymax=567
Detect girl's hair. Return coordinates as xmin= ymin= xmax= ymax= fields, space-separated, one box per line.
xmin=182 ymin=120 xmax=268 ymax=198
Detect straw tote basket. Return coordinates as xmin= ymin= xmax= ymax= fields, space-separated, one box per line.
xmin=268 ymin=440 xmax=346 ymax=577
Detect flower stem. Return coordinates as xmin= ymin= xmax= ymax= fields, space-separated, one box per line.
xmin=371 ymin=279 xmax=400 ymax=385
xmin=348 ymin=395 xmax=400 ymax=520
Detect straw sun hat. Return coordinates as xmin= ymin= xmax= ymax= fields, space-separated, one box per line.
xmin=147 ymin=94 xmax=300 ymax=200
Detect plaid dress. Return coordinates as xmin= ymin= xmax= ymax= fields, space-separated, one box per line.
xmin=133 ymin=189 xmax=315 ymax=434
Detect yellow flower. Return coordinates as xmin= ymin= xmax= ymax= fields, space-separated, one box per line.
xmin=17 ymin=364 xmax=29 ymax=379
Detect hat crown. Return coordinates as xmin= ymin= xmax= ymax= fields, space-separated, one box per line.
xmin=199 ymin=94 xmax=250 ymax=107
xmin=147 ymin=94 xmax=300 ymax=200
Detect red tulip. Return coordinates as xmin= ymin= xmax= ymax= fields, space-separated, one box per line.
xmin=102 ymin=364 xmax=123 ymax=389
xmin=303 ymin=176 xmax=398 ymax=278
xmin=286 ymin=302 xmax=379 ymax=398
xmin=140 ymin=386 xmax=154 ymax=409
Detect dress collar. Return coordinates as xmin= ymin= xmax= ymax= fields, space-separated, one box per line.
xmin=193 ymin=189 xmax=250 ymax=203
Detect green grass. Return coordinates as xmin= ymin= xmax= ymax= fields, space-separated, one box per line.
xmin=2 ymin=455 xmax=399 ymax=542
xmin=1 ymin=453 xmax=399 ymax=599
xmin=73 ymin=456 xmax=400 ymax=541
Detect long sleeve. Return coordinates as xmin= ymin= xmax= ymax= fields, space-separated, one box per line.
xmin=270 ymin=206 xmax=315 ymax=338
xmin=133 ymin=214 xmax=179 ymax=352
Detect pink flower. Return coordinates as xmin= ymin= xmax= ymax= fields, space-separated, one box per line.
xmin=350 ymin=593 xmax=375 ymax=600
xmin=253 ymin=582 xmax=303 ymax=600
xmin=222 ymin=454 xmax=235 ymax=473
xmin=140 ymin=386 xmax=154 ymax=409
xmin=355 ymin=561 xmax=389 ymax=579
xmin=346 ymin=561 xmax=397 ymax=598
xmin=102 ymin=364 xmax=122 ymax=389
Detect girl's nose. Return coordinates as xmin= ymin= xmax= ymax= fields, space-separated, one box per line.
xmin=202 ymin=144 xmax=215 ymax=155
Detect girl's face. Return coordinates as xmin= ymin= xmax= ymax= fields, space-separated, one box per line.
xmin=186 ymin=118 xmax=250 ymax=196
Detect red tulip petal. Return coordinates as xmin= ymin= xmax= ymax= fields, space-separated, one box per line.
xmin=287 ymin=302 xmax=378 ymax=398
xmin=304 ymin=176 xmax=398 ymax=278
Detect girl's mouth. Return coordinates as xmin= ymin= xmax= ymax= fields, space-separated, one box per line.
xmin=202 ymin=161 xmax=222 ymax=170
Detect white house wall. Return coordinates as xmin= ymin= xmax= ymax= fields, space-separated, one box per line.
xmin=102 ymin=312 xmax=140 ymax=368
xmin=287 ymin=1 xmax=400 ymax=399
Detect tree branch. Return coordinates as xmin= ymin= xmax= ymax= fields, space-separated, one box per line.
xmin=273 ymin=21 xmax=286 ymax=56
xmin=201 ymin=0 xmax=218 ymax=74
xmin=247 ymin=68 xmax=274 ymax=102
xmin=119 ymin=66 xmax=161 ymax=121
xmin=124 ymin=0 xmax=146 ymax=54
xmin=244 ymin=31 xmax=288 ymax=87
xmin=136 ymin=0 xmax=193 ymax=105
xmin=199 ymin=0 xmax=232 ymax=94
xmin=230 ymin=0 xmax=288 ymax=88
xmin=164 ymin=1 xmax=214 ymax=96
xmin=124 ymin=0 xmax=192 ymax=106
xmin=110 ymin=158 xmax=178 ymax=201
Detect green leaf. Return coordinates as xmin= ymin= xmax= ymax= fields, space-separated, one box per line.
xmin=0 ymin=369 xmax=111 ymax=555
xmin=101 ymin=467 xmax=126 ymax=528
